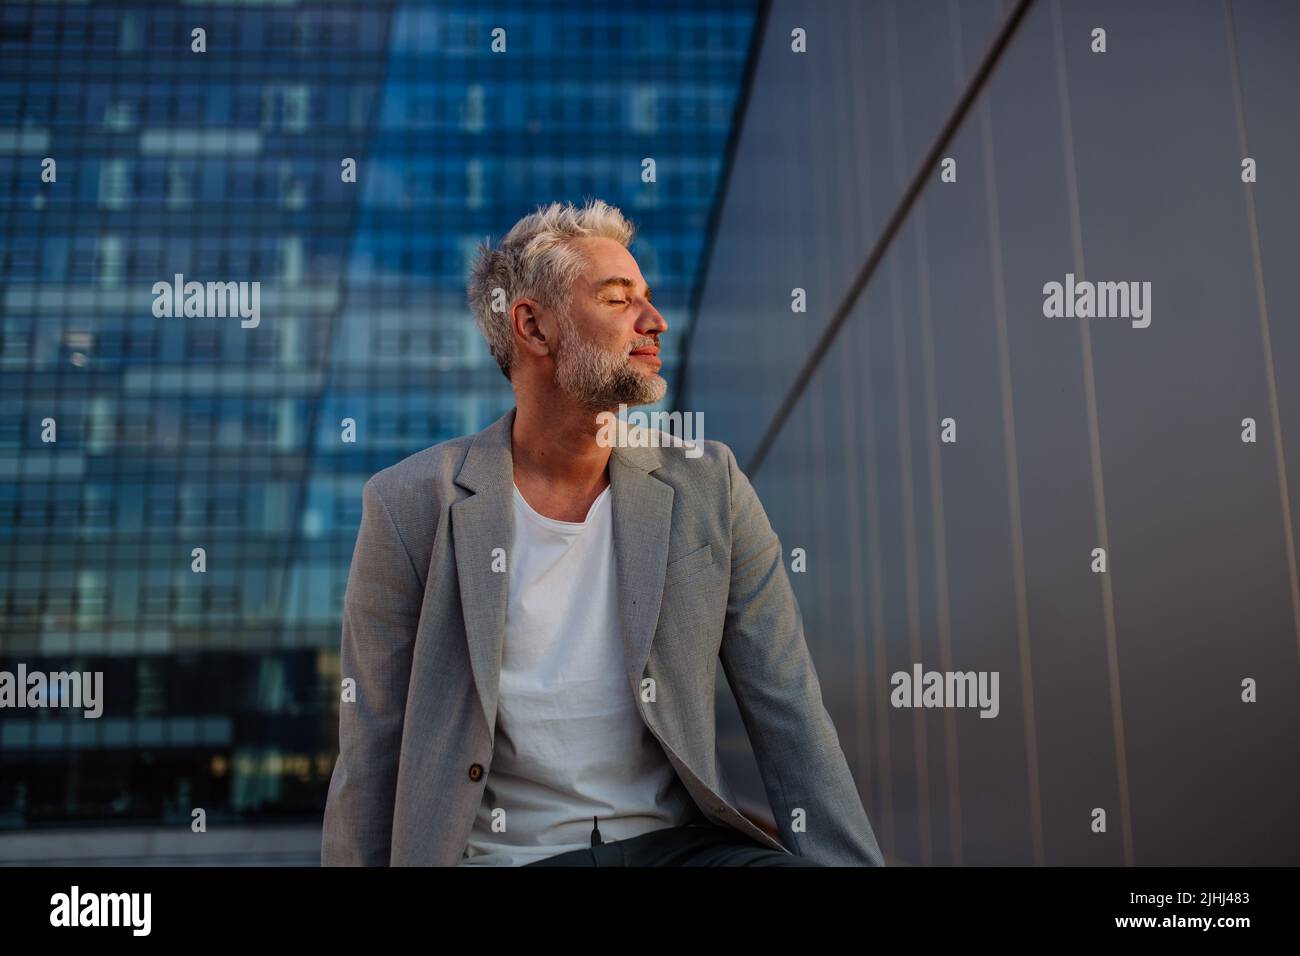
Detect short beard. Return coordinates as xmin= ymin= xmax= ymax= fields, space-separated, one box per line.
xmin=553 ymin=310 xmax=666 ymax=411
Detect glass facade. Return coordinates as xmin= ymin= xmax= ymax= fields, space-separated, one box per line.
xmin=684 ymin=0 xmax=1300 ymax=865
xmin=0 ymin=1 xmax=759 ymax=832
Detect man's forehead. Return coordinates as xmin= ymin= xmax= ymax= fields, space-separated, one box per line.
xmin=574 ymin=237 xmax=636 ymax=270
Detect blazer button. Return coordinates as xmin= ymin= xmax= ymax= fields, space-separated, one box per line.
xmin=468 ymin=763 xmax=484 ymax=782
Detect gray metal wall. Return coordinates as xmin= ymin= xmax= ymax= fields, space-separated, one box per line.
xmin=686 ymin=0 xmax=1300 ymax=865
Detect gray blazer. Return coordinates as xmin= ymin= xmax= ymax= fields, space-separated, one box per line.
xmin=321 ymin=406 xmax=885 ymax=867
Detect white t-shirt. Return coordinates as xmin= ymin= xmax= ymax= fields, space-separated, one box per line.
xmin=458 ymin=480 xmax=699 ymax=866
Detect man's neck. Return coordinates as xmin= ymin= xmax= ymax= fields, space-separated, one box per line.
xmin=511 ymin=397 xmax=615 ymax=503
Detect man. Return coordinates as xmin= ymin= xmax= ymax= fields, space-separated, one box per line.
xmin=321 ymin=198 xmax=885 ymax=867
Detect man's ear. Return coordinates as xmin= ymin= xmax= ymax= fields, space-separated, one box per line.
xmin=512 ymin=299 xmax=552 ymax=358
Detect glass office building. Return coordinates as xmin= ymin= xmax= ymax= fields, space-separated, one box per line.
xmin=0 ymin=1 xmax=760 ymax=834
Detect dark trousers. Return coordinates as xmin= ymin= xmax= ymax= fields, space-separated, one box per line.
xmin=522 ymin=820 xmax=822 ymax=867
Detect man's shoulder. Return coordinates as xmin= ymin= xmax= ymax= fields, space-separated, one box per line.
xmin=364 ymin=432 xmax=476 ymax=506
xmin=617 ymin=420 xmax=738 ymax=485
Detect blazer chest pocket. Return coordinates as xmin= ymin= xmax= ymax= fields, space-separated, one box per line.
xmin=665 ymin=542 xmax=713 ymax=580
xmin=660 ymin=543 xmax=722 ymax=644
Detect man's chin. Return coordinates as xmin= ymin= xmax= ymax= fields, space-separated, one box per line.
xmin=582 ymin=392 xmax=663 ymax=416
xmin=558 ymin=363 xmax=667 ymax=412
xmin=585 ymin=370 xmax=667 ymax=409
xmin=619 ymin=385 xmax=666 ymax=409
xmin=621 ymin=374 xmax=668 ymax=408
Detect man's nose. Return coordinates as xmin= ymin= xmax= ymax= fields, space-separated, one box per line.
xmin=637 ymin=301 xmax=668 ymax=336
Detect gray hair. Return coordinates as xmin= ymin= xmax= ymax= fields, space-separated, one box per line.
xmin=466 ymin=198 xmax=637 ymax=381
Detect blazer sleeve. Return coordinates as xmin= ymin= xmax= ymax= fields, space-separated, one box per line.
xmin=321 ymin=477 xmax=424 ymax=866
xmin=716 ymin=443 xmax=887 ymax=867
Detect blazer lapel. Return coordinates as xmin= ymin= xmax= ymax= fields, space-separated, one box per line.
xmin=451 ymin=407 xmax=516 ymax=744
xmin=449 ymin=406 xmax=675 ymax=744
xmin=608 ymin=443 xmax=674 ymax=700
